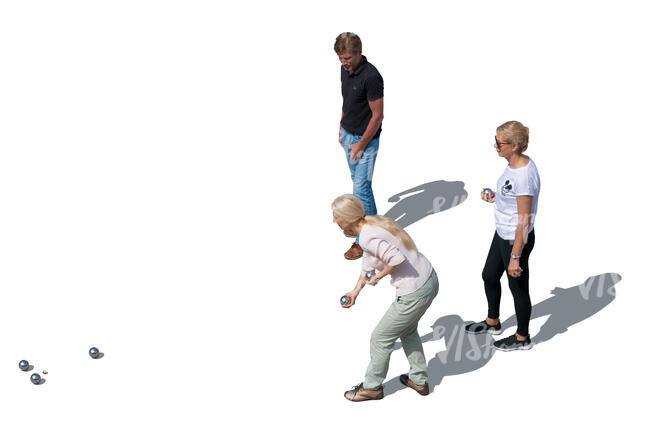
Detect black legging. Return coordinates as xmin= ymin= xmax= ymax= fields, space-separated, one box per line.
xmin=482 ymin=229 xmax=535 ymax=336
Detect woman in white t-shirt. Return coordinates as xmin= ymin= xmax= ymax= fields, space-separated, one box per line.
xmin=331 ymin=194 xmax=439 ymax=402
xmin=465 ymin=121 xmax=541 ymax=351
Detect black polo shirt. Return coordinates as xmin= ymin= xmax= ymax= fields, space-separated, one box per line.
xmin=340 ymin=55 xmax=383 ymax=139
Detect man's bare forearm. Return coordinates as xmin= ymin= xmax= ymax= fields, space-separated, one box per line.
xmin=357 ymin=116 xmax=383 ymax=149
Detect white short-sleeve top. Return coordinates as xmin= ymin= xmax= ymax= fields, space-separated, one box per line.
xmin=494 ymin=157 xmax=541 ymax=240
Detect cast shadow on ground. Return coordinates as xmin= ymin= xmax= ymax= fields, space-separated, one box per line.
xmin=501 ymin=272 xmax=622 ymax=344
xmin=383 ymin=272 xmax=622 ymax=396
xmin=384 ymin=181 xmax=467 ymax=229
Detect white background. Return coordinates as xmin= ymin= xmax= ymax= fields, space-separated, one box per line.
xmin=1 ymin=1 xmax=648 ymax=424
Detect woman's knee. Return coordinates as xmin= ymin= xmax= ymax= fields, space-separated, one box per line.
xmin=508 ymin=278 xmax=531 ymax=299
xmin=370 ymin=329 xmax=395 ymax=350
xmin=482 ymin=267 xmax=501 ymax=284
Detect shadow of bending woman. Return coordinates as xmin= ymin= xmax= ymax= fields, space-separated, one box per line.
xmin=384 ymin=314 xmax=497 ymax=396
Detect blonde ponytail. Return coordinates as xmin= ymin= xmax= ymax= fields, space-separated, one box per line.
xmin=363 ymin=215 xmax=417 ymax=251
xmin=332 ymin=194 xmax=417 ymax=252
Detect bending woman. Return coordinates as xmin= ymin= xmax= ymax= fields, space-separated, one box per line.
xmin=332 ymin=194 xmax=439 ymax=401
xmin=465 ymin=121 xmax=541 ymax=351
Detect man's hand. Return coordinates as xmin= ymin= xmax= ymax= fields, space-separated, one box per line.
xmin=339 ymin=126 xmax=343 ymax=147
xmin=349 ymin=143 xmax=364 ymax=161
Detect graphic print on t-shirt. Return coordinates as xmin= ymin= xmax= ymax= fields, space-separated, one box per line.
xmin=500 ymin=179 xmax=513 ymax=196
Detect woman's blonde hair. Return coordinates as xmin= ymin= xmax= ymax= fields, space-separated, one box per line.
xmin=331 ymin=194 xmax=417 ymax=251
xmin=497 ymin=121 xmax=530 ymax=153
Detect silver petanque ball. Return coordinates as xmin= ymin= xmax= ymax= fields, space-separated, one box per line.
xmin=89 ymin=347 xmax=100 ymax=359
xmin=483 ymin=188 xmax=494 ymax=197
xmin=340 ymin=295 xmax=350 ymax=305
xmin=19 ymin=360 xmax=30 ymax=371
xmin=365 ymin=271 xmax=374 ymax=280
xmin=31 ymin=373 xmax=41 ymax=385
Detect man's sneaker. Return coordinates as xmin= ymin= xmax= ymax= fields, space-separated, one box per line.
xmin=343 ymin=383 xmax=384 ymax=402
xmin=464 ymin=320 xmax=503 ymax=335
xmin=399 ymin=374 xmax=429 ymax=396
xmin=344 ymin=242 xmax=363 ymax=260
xmin=493 ymin=334 xmax=533 ymax=351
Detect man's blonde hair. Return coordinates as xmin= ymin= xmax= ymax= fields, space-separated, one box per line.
xmin=334 ymin=32 xmax=362 ymax=55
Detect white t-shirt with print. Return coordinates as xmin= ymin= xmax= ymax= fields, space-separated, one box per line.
xmin=494 ymin=157 xmax=541 ymax=240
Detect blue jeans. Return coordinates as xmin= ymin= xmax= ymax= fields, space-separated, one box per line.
xmin=341 ymin=127 xmax=379 ymax=242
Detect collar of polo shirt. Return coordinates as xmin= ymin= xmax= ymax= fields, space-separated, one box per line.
xmin=350 ymin=55 xmax=368 ymax=76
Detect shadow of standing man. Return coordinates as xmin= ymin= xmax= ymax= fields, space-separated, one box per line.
xmin=385 ymin=181 xmax=468 ymax=229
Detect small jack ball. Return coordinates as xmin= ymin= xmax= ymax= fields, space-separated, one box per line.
xmin=19 ymin=360 xmax=30 ymax=371
xmin=365 ymin=271 xmax=374 ymax=280
xmin=31 ymin=373 xmax=41 ymax=385
xmin=340 ymin=295 xmax=350 ymax=305
xmin=89 ymin=347 xmax=100 ymax=359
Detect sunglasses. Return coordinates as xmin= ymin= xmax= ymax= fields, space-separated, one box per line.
xmin=494 ymin=136 xmax=513 ymax=148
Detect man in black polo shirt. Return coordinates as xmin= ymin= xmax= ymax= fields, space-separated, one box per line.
xmin=334 ymin=32 xmax=384 ymax=260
